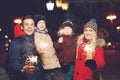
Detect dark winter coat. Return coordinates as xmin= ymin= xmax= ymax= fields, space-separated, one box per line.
xmin=8 ymin=35 xmax=44 ymax=80
xmin=55 ymin=36 xmax=77 ymax=63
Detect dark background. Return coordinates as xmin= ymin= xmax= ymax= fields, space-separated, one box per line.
xmin=0 ymin=0 xmax=120 ymax=45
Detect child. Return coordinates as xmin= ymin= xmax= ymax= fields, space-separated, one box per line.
xmin=55 ymin=20 xmax=77 ymax=80
xmin=33 ymin=14 xmax=61 ymax=80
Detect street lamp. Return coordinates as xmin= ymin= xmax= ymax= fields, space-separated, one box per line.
xmin=61 ymin=1 xmax=69 ymax=10
xmin=14 ymin=18 xmax=22 ymax=24
xmin=55 ymin=0 xmax=62 ymax=8
xmin=106 ymin=13 xmax=117 ymax=23
xmin=116 ymin=26 xmax=120 ymax=32
xmin=0 ymin=28 xmax=2 ymax=32
xmin=46 ymin=0 xmax=55 ymax=11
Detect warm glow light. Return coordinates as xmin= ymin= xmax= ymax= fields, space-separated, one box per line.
xmin=106 ymin=14 xmax=117 ymax=23
xmin=61 ymin=1 xmax=69 ymax=10
xmin=5 ymin=35 xmax=8 ymax=38
xmin=8 ymin=39 xmax=12 ymax=43
xmin=55 ymin=0 xmax=62 ymax=8
xmin=107 ymin=42 xmax=112 ymax=47
xmin=116 ymin=26 xmax=120 ymax=32
xmin=46 ymin=1 xmax=55 ymax=11
xmin=0 ymin=28 xmax=2 ymax=32
xmin=26 ymin=55 xmax=38 ymax=66
xmin=14 ymin=18 xmax=22 ymax=24
xmin=6 ymin=48 xmax=8 ymax=51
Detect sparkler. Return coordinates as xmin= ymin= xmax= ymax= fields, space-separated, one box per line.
xmin=25 ymin=55 xmax=38 ymax=66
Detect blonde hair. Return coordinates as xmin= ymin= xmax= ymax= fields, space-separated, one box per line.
xmin=77 ymin=33 xmax=98 ymax=59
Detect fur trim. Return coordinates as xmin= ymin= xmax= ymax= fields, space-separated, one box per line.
xmin=96 ymin=38 xmax=106 ymax=47
xmin=77 ymin=34 xmax=106 ymax=47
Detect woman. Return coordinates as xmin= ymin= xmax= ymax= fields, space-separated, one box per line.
xmin=73 ymin=19 xmax=106 ymax=80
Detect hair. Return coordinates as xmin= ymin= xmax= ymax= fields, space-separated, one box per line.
xmin=21 ymin=15 xmax=34 ymax=26
xmin=77 ymin=32 xmax=98 ymax=59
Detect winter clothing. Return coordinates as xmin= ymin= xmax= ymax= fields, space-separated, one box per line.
xmin=14 ymin=24 xmax=25 ymax=37
xmin=33 ymin=14 xmax=47 ymax=26
xmin=85 ymin=59 xmax=97 ymax=70
xmin=55 ymin=35 xmax=77 ymax=80
xmin=84 ymin=19 xmax=98 ymax=32
xmin=55 ymin=36 xmax=76 ymax=63
xmin=34 ymin=30 xmax=61 ymax=69
xmin=73 ymin=34 xmax=106 ymax=80
xmin=61 ymin=20 xmax=73 ymax=29
xmin=8 ymin=35 xmax=44 ymax=80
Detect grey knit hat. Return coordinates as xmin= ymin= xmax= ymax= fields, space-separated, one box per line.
xmin=61 ymin=20 xmax=73 ymax=29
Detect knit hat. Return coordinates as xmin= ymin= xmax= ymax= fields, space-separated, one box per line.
xmin=33 ymin=14 xmax=46 ymax=26
xmin=84 ymin=19 xmax=97 ymax=32
xmin=61 ymin=20 xmax=74 ymax=29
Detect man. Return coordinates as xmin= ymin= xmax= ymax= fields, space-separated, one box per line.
xmin=8 ymin=15 xmax=44 ymax=80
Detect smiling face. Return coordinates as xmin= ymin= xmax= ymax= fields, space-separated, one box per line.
xmin=36 ymin=20 xmax=46 ymax=30
xmin=84 ymin=27 xmax=96 ymax=40
xmin=21 ymin=18 xmax=35 ymax=35
xmin=62 ymin=26 xmax=73 ymax=36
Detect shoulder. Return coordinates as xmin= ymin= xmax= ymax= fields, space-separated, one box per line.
xmin=11 ymin=36 xmax=27 ymax=44
xmin=96 ymin=38 xmax=106 ymax=47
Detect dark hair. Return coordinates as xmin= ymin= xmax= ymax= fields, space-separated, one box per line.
xmin=21 ymin=15 xmax=34 ymax=26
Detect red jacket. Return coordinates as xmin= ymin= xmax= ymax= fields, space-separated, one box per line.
xmin=73 ymin=44 xmax=105 ymax=80
xmin=14 ymin=24 xmax=25 ymax=37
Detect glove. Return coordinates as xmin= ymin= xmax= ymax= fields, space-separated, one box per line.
xmin=85 ymin=59 xmax=97 ymax=70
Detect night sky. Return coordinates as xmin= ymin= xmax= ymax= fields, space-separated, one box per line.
xmin=0 ymin=0 xmax=120 ymax=46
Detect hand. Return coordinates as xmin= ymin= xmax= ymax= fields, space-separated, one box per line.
xmin=58 ymin=37 xmax=63 ymax=43
xmin=85 ymin=59 xmax=97 ymax=70
xmin=57 ymin=29 xmax=63 ymax=36
xmin=23 ymin=65 xmax=35 ymax=75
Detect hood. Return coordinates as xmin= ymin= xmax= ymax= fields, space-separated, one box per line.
xmin=77 ymin=34 xmax=106 ymax=47
xmin=96 ymin=38 xmax=106 ymax=47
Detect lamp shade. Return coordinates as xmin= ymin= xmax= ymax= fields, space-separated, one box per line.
xmin=46 ymin=1 xmax=54 ymax=11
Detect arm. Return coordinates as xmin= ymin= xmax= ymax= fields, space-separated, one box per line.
xmin=93 ymin=47 xmax=105 ymax=69
xmin=8 ymin=38 xmax=24 ymax=72
xmin=9 ymin=38 xmax=36 ymax=75
xmin=54 ymin=37 xmax=64 ymax=50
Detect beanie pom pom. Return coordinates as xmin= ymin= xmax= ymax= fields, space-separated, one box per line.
xmin=89 ymin=18 xmax=96 ymax=23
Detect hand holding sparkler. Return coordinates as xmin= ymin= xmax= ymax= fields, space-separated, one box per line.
xmin=23 ymin=65 xmax=35 ymax=75
xmin=23 ymin=55 xmax=38 ymax=75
